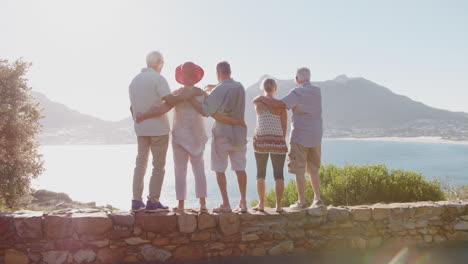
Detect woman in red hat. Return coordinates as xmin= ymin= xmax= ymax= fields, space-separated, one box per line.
xmin=137 ymin=62 xmax=245 ymax=212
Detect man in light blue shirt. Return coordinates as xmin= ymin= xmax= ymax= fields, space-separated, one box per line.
xmin=254 ymin=67 xmax=323 ymax=209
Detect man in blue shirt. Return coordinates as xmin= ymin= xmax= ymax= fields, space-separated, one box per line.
xmin=190 ymin=61 xmax=248 ymax=213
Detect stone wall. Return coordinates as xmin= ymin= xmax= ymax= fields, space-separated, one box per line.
xmin=1 ymin=201 xmax=468 ymax=263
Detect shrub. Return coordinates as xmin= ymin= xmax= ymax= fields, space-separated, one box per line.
xmin=0 ymin=59 xmax=43 ymax=208
xmin=262 ymin=164 xmax=445 ymax=207
xmin=444 ymin=184 xmax=468 ymax=201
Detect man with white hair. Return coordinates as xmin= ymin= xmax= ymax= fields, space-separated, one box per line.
xmin=129 ymin=51 xmax=194 ymax=211
xmin=254 ymin=67 xmax=323 ymax=209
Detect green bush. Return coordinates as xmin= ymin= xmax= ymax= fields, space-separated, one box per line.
xmin=262 ymin=164 xmax=445 ymax=207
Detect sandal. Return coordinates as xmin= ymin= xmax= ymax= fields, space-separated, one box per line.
xmin=172 ymin=207 xmax=185 ymax=214
xmin=252 ymin=206 xmax=265 ymax=212
xmin=199 ymin=207 xmax=209 ymax=213
xmin=213 ymin=205 xmax=232 ymax=213
xmin=234 ymin=206 xmax=248 ymax=214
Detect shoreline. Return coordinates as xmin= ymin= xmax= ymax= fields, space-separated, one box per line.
xmin=325 ymin=136 xmax=468 ymax=145
xmin=39 ymin=136 xmax=468 ymax=146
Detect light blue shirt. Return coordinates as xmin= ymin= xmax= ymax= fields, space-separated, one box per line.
xmin=282 ymin=81 xmax=323 ymax=148
xmin=202 ymin=78 xmax=247 ymax=147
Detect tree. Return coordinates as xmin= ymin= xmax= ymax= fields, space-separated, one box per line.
xmin=0 ymin=59 xmax=43 ymax=208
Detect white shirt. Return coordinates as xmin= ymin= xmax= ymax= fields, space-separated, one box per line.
xmin=129 ymin=68 xmax=172 ymax=136
xmin=172 ymin=88 xmax=208 ymax=156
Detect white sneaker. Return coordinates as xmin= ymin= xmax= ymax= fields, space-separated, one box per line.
xmin=289 ymin=201 xmax=307 ymax=210
xmin=310 ymin=200 xmax=324 ymax=208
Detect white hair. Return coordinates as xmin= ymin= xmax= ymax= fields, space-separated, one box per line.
xmin=146 ymin=51 xmax=164 ymax=68
xmin=296 ymin=67 xmax=311 ymax=82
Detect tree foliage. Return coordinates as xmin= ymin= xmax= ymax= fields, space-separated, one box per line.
xmin=0 ymin=59 xmax=43 ymax=208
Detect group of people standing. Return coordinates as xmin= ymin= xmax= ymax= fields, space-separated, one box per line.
xmin=129 ymin=51 xmax=323 ymax=213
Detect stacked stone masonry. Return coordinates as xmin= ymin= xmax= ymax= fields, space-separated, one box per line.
xmin=1 ymin=201 xmax=468 ymax=263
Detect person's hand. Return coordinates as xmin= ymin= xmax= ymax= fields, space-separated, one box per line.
xmin=135 ymin=112 xmax=146 ymax=123
xmin=177 ymin=88 xmax=194 ymax=100
xmin=238 ymin=120 xmax=247 ymax=128
xmin=204 ymin=84 xmax=216 ymax=93
xmin=253 ymin=95 xmax=265 ymax=103
xmin=192 ymin=87 xmax=208 ymax=97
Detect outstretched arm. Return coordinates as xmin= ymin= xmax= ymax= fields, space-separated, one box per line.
xmin=190 ymin=98 xmax=245 ymax=127
xmin=253 ymin=96 xmax=287 ymax=109
xmin=162 ymin=92 xmax=190 ymax=107
xmin=135 ymin=103 xmax=173 ymax=123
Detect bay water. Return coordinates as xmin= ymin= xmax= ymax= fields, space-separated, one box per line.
xmin=35 ymin=139 xmax=468 ymax=210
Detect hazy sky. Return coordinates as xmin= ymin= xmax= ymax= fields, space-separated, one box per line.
xmin=2 ymin=0 xmax=468 ymax=121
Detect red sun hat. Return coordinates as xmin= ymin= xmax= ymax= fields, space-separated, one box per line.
xmin=175 ymin=62 xmax=204 ymax=86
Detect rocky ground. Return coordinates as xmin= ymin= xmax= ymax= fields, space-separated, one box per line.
xmin=16 ymin=189 xmax=115 ymax=212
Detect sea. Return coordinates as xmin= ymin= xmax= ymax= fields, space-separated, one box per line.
xmin=35 ymin=139 xmax=468 ymax=210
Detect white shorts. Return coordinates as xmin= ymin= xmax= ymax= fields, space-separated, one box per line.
xmin=211 ymin=137 xmax=247 ymax=173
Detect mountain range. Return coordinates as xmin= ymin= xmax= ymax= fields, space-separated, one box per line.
xmin=33 ymin=75 xmax=468 ymax=144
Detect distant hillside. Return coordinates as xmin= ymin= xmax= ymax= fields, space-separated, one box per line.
xmin=33 ymin=75 xmax=468 ymax=144
xmin=32 ymin=92 xmax=135 ymax=144
xmin=245 ymin=75 xmax=468 ymax=140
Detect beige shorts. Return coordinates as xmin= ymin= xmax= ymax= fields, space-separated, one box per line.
xmin=211 ymin=137 xmax=247 ymax=173
xmin=288 ymin=142 xmax=321 ymax=175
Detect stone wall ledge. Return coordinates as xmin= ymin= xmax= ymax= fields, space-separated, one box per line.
xmin=1 ymin=201 xmax=467 ymax=263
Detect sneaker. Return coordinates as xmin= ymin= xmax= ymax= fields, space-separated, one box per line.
xmin=289 ymin=201 xmax=307 ymax=210
xmin=146 ymin=200 xmax=169 ymax=211
xmin=310 ymin=200 xmax=324 ymax=208
xmin=131 ymin=200 xmax=146 ymax=211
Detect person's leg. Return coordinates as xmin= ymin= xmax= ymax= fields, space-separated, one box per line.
xmin=271 ymin=153 xmax=286 ymax=211
xmin=216 ymin=172 xmax=230 ymax=209
xmin=295 ymin=173 xmax=306 ymax=205
xmin=148 ymin=135 xmax=169 ymax=204
xmin=234 ymin=170 xmax=248 ymax=210
xmin=230 ymin=146 xmax=248 ymax=211
xmin=307 ymin=145 xmax=322 ymax=203
xmin=254 ymin=152 xmax=268 ymax=211
xmin=190 ymin=150 xmax=207 ymax=210
xmin=173 ymin=143 xmax=189 ymax=210
xmin=133 ymin=136 xmax=150 ymax=202
xmin=211 ymin=138 xmax=231 ymax=211
xmin=287 ymin=142 xmax=307 ymax=207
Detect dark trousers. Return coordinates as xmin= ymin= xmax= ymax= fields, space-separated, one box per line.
xmin=254 ymin=152 xmax=286 ymax=180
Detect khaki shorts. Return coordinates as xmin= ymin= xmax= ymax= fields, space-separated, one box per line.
xmin=288 ymin=142 xmax=321 ymax=175
xmin=211 ymin=137 xmax=247 ymax=173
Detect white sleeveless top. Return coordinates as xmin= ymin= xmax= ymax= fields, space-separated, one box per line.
xmin=253 ymin=111 xmax=288 ymax=154
xmin=172 ymin=92 xmax=208 ymax=156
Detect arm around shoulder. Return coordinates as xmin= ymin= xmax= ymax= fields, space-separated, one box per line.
xmin=254 ymin=96 xmax=286 ymax=109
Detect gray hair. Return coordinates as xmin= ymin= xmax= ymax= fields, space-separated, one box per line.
xmin=216 ymin=61 xmax=231 ymax=75
xmin=296 ymin=67 xmax=311 ymax=82
xmin=146 ymin=51 xmax=164 ymax=68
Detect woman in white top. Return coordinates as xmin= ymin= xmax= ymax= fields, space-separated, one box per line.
xmin=137 ymin=62 xmax=244 ymax=212
xmin=252 ymin=78 xmax=288 ymax=212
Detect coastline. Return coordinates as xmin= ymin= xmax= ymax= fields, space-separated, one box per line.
xmin=325 ymin=136 xmax=468 ymax=145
